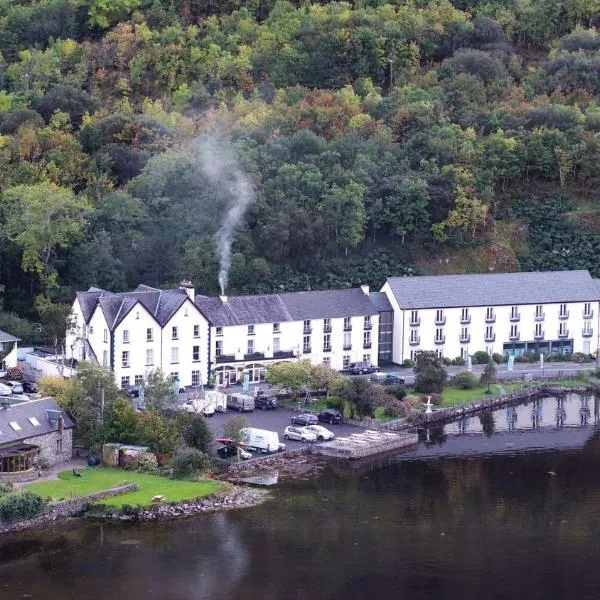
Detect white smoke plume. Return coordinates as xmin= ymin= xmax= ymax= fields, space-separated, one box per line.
xmin=194 ymin=137 xmax=255 ymax=295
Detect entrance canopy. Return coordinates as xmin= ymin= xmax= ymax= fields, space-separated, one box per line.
xmin=0 ymin=443 xmax=39 ymax=473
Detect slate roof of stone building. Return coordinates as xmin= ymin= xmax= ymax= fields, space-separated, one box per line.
xmin=385 ymin=270 xmax=600 ymax=309
xmin=195 ymin=288 xmax=378 ymax=326
xmin=0 ymin=397 xmax=74 ymax=446
xmin=369 ymin=292 xmax=393 ymax=312
xmin=77 ymin=285 xmax=200 ymax=330
xmin=0 ymin=329 xmax=20 ymax=343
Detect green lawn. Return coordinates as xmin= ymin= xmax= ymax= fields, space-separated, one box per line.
xmin=26 ymin=467 xmax=221 ymax=508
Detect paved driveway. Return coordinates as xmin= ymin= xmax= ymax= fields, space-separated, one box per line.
xmin=205 ymin=406 xmax=363 ymax=454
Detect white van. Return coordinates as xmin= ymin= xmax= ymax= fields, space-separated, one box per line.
xmin=182 ymin=390 xmax=227 ymax=416
xmin=240 ymin=428 xmax=285 ymax=453
xmin=227 ymin=393 xmax=255 ymax=412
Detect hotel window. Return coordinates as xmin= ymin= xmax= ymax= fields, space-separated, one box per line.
xmin=247 ymin=339 xmax=255 ymax=354
xmin=273 ymin=338 xmax=280 ymax=353
xmin=192 ymin=346 xmax=200 ymax=362
xmin=410 ymin=310 xmax=419 ymax=325
xmin=273 ymin=322 xmax=281 ymax=333
xmin=171 ymin=372 xmax=179 ymax=382
xmin=89 ymin=326 xmax=94 ymax=334
xmin=323 ymin=318 xmax=331 ymax=332
xmin=343 ymin=332 xmax=351 ymax=349
xmin=535 ymin=323 xmax=543 ymax=337
xmin=559 ymin=322 xmax=568 ymax=336
xmin=460 ymin=308 xmax=469 ymax=322
xmin=410 ymin=330 xmax=419 ymax=343
xmin=134 ymin=375 xmax=144 ymax=386
xmin=510 ymin=324 xmax=518 ymax=338
xmin=343 ymin=355 xmax=351 ymax=370
xmin=364 ymin=315 xmax=371 ymax=329
xmin=122 ymin=351 xmax=129 ymax=368
xmin=215 ymin=340 xmax=222 ymax=356
xmin=323 ymin=333 xmax=331 ymax=352
xmin=435 ymin=328 xmax=444 ymax=342
xmin=172 ymin=326 xmax=178 ymax=340
xmin=435 ymin=309 xmax=445 ymax=324
xmin=248 ymin=324 xmax=255 ymax=335
xmin=323 ymin=357 xmax=331 ymax=367
xmin=121 ymin=376 xmax=130 ymax=389
xmin=102 ymin=350 xmax=108 ymax=368
xmin=363 ymin=354 xmax=371 ymax=363
xmin=191 ymin=370 xmax=201 ymax=387
xmin=559 ymin=303 xmax=568 ymax=317
xmin=485 ymin=326 xmax=494 ymax=340
xmin=193 ymin=324 xmax=200 ymax=338
xmin=303 ymin=335 xmax=311 ymax=353
xmin=486 ymin=307 xmax=494 ymax=321
xmin=461 ymin=327 xmax=469 ymax=341
xmin=584 ymin=302 xmax=592 ymax=317
xmin=535 ymin=305 xmax=543 ymax=319
xmin=171 ymin=347 xmax=179 ymax=364
xmin=510 ymin=306 xmax=519 ymax=319
xmin=123 ymin=329 xmax=129 ymax=344
xmin=216 ymin=326 xmax=223 ymax=336
xmin=363 ymin=330 xmax=371 ymax=348
xmin=304 ymin=320 xmax=311 ymax=333
xmin=146 ymin=328 xmax=153 ymax=342
xmin=145 ymin=349 xmax=154 ymax=366
xmin=103 ymin=328 xmax=108 ymax=343
xmin=344 ymin=317 xmax=352 ymax=331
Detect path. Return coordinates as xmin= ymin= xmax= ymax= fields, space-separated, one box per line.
xmin=14 ymin=458 xmax=88 ymax=488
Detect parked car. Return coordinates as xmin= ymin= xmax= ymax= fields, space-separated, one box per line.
xmin=284 ymin=426 xmax=317 ymax=442
xmin=0 ymin=383 xmax=12 ymax=397
xmin=291 ymin=413 xmax=319 ymax=426
xmin=255 ymin=391 xmax=278 ymax=410
xmin=317 ymin=408 xmax=344 ymax=425
xmin=3 ymin=380 xmax=23 ymax=394
xmin=217 ymin=446 xmax=252 ymax=459
xmin=349 ymin=362 xmax=379 ymax=375
xmin=305 ymin=425 xmax=335 ymax=441
xmin=21 ymin=381 xmax=38 ymax=394
xmin=227 ymin=393 xmax=255 ymax=412
xmin=370 ymin=373 xmax=405 ymax=386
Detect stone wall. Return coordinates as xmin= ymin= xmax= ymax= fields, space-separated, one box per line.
xmin=24 ymin=428 xmax=73 ymax=466
xmin=0 ymin=468 xmax=37 ymax=483
xmin=0 ymin=483 xmax=138 ymax=535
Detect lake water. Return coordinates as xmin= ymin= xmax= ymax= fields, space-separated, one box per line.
xmin=2 ymin=394 xmax=600 ymax=600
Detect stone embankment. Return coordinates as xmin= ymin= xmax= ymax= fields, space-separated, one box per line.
xmin=113 ymin=485 xmax=268 ymax=523
xmin=0 ymin=483 xmax=138 ymax=535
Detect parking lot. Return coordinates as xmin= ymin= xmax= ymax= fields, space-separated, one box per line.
xmin=204 ymin=405 xmax=364 ymax=454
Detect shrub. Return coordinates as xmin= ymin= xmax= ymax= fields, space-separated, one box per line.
xmin=121 ymin=504 xmax=141 ymax=517
xmin=427 ymin=393 xmax=443 ymax=405
xmin=172 ymin=447 xmax=209 ymax=479
xmin=492 ymin=353 xmax=504 ymax=364
xmin=326 ymin=396 xmax=344 ymax=410
xmin=454 ymin=371 xmax=478 ymax=389
xmin=472 ymin=351 xmax=491 ymax=364
xmin=442 ymin=357 xmax=452 ymax=366
xmin=0 ymin=482 xmax=14 ymax=497
xmin=402 ymin=359 xmax=415 ymax=368
xmin=5 ymin=367 xmax=23 ymax=381
xmin=0 ymin=491 xmax=45 ymax=524
xmin=452 ymin=356 xmax=466 ymax=365
xmin=136 ymin=452 xmax=158 ymax=473
xmin=381 ymin=397 xmax=406 ymax=418
xmin=387 ymin=385 xmax=407 ymax=400
xmin=572 ymin=352 xmax=589 ymax=363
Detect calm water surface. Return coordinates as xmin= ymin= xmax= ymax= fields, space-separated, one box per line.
xmin=2 ymin=394 xmax=600 ymax=600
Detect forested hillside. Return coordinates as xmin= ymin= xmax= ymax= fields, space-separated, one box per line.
xmin=2 ymin=0 xmax=600 ymax=342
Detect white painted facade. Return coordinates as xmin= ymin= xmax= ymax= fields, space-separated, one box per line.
xmin=381 ymin=278 xmax=600 ymax=363
xmin=211 ymin=313 xmax=379 ymax=385
xmin=0 ymin=334 xmax=19 ymax=377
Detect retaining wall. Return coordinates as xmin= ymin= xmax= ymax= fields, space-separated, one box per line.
xmin=0 ymin=483 xmax=138 ymax=535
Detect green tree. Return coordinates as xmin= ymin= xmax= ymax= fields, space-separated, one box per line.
xmin=414 ymin=351 xmax=447 ymax=394
xmin=480 ymin=361 xmax=497 ymax=392
xmin=143 ymin=369 xmax=178 ymax=414
xmin=177 ymin=412 xmax=214 ymax=453
xmin=136 ymin=410 xmax=181 ymax=455
xmin=325 ymin=182 xmax=366 ymax=254
xmin=333 ymin=377 xmax=375 ymax=419
xmin=265 ymin=360 xmax=314 ymax=397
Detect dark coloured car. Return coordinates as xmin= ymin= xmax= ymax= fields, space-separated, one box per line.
xmin=291 ymin=413 xmax=319 ymax=426
xmin=255 ymin=392 xmax=277 ymax=410
xmin=21 ymin=381 xmax=38 ymax=394
xmin=349 ymin=362 xmax=379 ymax=375
xmin=217 ymin=445 xmax=237 ymax=458
xmin=317 ymin=408 xmax=344 ymax=425
xmin=370 ymin=373 xmax=405 ymax=386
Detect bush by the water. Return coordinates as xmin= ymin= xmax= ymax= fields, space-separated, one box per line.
xmin=172 ymin=447 xmax=209 ymax=479
xmin=136 ymin=452 xmax=159 ymax=473
xmin=0 ymin=491 xmax=45 ymax=524
xmin=454 ymin=371 xmax=478 ymax=389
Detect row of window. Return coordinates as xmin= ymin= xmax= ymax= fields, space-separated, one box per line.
xmin=120 ymin=370 xmax=203 ymax=390
xmin=101 ymin=325 xmax=202 ymax=344
xmin=120 ymin=346 xmax=202 ymax=368
xmin=409 ymin=303 xmax=594 ymax=325
xmin=409 ymin=322 xmax=580 ymax=345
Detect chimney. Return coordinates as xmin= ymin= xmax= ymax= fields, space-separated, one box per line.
xmin=179 ymin=279 xmax=195 ymax=302
xmin=220 ymin=295 xmax=228 ymax=303
xmin=1 ymin=398 xmax=10 ymax=410
xmin=360 ymin=284 xmax=370 ymax=296
xmin=57 ymin=414 xmax=64 ymax=435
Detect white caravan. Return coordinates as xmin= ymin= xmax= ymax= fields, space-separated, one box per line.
xmin=240 ymin=428 xmax=285 ymax=453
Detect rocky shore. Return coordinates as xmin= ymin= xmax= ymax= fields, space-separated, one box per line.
xmin=101 ymin=484 xmax=269 ymax=523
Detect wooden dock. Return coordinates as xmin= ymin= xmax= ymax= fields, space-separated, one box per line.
xmin=312 ymin=430 xmax=419 ymax=460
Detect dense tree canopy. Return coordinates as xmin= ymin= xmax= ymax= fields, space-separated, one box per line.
xmin=1 ymin=1 xmax=600 ymax=338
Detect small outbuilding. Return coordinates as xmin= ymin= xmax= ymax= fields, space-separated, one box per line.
xmin=0 ymin=397 xmax=74 ymax=482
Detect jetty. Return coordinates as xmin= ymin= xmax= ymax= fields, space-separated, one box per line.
xmin=312 ymin=430 xmax=418 ymax=460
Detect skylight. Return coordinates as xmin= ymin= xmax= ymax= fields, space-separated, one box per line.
xmin=9 ymin=421 xmax=21 ymax=431
xmin=28 ymin=417 xmax=40 ymax=427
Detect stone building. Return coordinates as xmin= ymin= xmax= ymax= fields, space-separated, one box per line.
xmin=0 ymin=397 xmax=74 ymax=482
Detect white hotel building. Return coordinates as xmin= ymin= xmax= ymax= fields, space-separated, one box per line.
xmin=381 ymin=270 xmax=600 ymax=363
xmin=66 ymin=270 xmax=600 ymax=388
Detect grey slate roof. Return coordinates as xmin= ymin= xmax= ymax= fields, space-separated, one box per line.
xmin=369 ymin=292 xmax=393 ymax=312
xmin=0 ymin=397 xmax=74 ymax=446
xmin=78 ymin=286 xmax=189 ymax=330
xmin=195 ymin=288 xmax=378 ymax=326
xmin=0 ymin=329 xmax=20 ymax=343
xmin=385 ymin=270 xmax=600 ymax=309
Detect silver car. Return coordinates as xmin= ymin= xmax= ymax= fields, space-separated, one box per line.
xmin=4 ymin=381 xmax=23 ymax=394
xmin=284 ymin=426 xmax=317 ymax=443
xmin=0 ymin=383 xmax=12 ymax=397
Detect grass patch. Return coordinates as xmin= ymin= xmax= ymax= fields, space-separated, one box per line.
xmin=373 ymin=407 xmax=397 ymax=422
xmin=26 ymin=467 xmax=221 ymax=509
